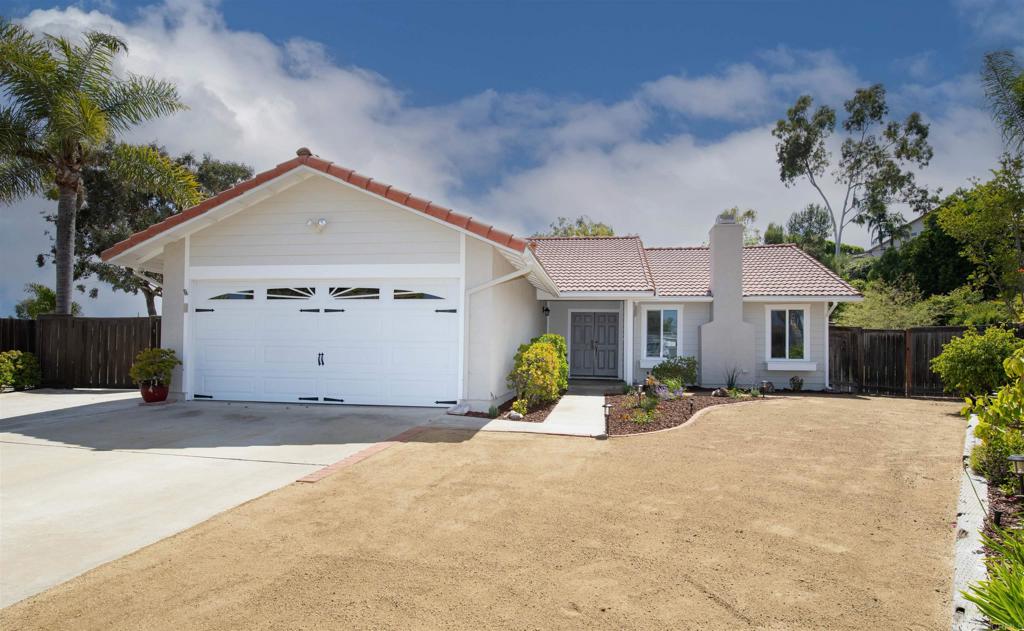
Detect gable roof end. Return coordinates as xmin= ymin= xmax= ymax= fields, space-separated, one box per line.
xmin=100 ymin=150 xmax=528 ymax=262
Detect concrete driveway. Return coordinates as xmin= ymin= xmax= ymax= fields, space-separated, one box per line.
xmin=0 ymin=389 xmax=435 ymax=607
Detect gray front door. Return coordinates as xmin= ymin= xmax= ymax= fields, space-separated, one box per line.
xmin=570 ymin=312 xmax=619 ymax=378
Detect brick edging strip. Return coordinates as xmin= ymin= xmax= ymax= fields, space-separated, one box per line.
xmin=296 ymin=425 xmax=432 ymax=483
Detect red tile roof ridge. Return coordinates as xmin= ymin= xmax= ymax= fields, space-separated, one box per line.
xmin=528 ymin=235 xmax=641 ymax=240
xmin=101 ymin=149 xmax=527 ymax=260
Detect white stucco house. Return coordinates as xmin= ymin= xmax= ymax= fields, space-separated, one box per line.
xmin=102 ymin=149 xmax=861 ymax=411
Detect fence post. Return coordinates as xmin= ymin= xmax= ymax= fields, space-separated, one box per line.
xmin=904 ymin=329 xmax=912 ymax=398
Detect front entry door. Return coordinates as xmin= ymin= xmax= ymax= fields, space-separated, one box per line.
xmin=570 ymin=312 xmax=619 ymax=378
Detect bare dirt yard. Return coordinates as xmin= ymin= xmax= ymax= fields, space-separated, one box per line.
xmin=2 ymin=395 xmax=964 ymax=630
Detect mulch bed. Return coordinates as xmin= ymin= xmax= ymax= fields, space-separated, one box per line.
xmin=458 ymin=397 xmax=557 ymax=423
xmin=605 ymin=392 xmax=755 ymax=436
xmin=985 ymin=484 xmax=1024 ymax=535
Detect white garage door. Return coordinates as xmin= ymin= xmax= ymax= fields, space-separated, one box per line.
xmin=191 ymin=279 xmax=460 ymax=406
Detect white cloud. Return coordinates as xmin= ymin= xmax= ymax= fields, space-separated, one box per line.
xmin=955 ymin=0 xmax=1024 ymax=44
xmin=1 ymin=0 xmax=1008 ymax=316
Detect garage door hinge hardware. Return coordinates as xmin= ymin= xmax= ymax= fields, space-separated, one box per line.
xmin=300 ymin=308 xmax=321 ymax=313
xmin=324 ymin=308 xmax=345 ymax=313
xmin=298 ymin=396 xmax=319 ymax=402
xmin=194 ymin=308 xmax=214 ymax=313
xmin=435 ymin=308 xmax=457 ymax=313
xmin=194 ymin=394 xmax=213 ymax=399
xmin=323 ymin=397 xmax=345 ymax=402
xmin=435 ymin=400 xmax=457 ymax=404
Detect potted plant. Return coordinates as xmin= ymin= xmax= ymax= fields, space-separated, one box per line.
xmin=129 ymin=348 xmax=181 ymax=403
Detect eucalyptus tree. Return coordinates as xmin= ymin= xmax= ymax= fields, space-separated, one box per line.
xmin=0 ymin=21 xmax=199 ymax=314
xmin=982 ymin=50 xmax=1024 ymax=154
xmin=772 ymin=84 xmax=934 ymax=260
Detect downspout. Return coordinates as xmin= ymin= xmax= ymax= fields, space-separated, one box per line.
xmin=825 ymin=301 xmax=839 ymax=390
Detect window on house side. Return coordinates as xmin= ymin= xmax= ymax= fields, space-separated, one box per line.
xmin=645 ymin=308 xmax=678 ymax=359
xmin=770 ymin=307 xmax=807 ymax=360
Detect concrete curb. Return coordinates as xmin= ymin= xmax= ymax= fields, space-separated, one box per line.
xmin=952 ymin=414 xmax=988 ymax=631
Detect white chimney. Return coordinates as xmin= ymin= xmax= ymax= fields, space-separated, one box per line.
xmin=699 ymin=214 xmax=755 ymax=387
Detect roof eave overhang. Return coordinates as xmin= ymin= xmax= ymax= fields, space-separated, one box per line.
xmin=742 ymin=295 xmax=863 ymax=302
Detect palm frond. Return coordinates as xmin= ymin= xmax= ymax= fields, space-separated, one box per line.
xmin=109 ymin=143 xmax=201 ymax=208
xmin=49 ymin=91 xmax=109 ymax=150
xmin=100 ymin=74 xmax=188 ymax=131
xmin=0 ymin=20 xmax=58 ymax=119
xmin=982 ymin=50 xmax=1024 ymax=152
xmin=0 ymin=105 xmax=46 ymax=159
xmin=64 ymin=31 xmax=128 ymax=93
xmin=0 ymin=156 xmax=48 ymax=203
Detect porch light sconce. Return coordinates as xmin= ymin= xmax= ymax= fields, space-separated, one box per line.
xmin=1009 ymin=455 xmax=1024 ymax=497
xmin=542 ymin=305 xmax=550 ymax=317
xmin=306 ymin=218 xmax=328 ymax=233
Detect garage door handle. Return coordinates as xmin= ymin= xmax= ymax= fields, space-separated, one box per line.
xmin=317 ymin=352 xmax=324 ymax=366
xmin=300 ymin=308 xmax=320 ymax=313
xmin=195 ymin=308 xmax=214 ymax=313
xmin=324 ymin=308 xmax=345 ymax=313
xmin=435 ymin=308 xmax=457 ymax=313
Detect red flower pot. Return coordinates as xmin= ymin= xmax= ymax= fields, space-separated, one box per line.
xmin=140 ymin=384 xmax=169 ymax=403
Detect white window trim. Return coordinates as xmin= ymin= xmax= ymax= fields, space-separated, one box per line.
xmin=764 ymin=303 xmax=815 ymax=368
xmin=640 ymin=304 xmax=682 ymax=368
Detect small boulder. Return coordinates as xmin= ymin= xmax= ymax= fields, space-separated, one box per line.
xmin=509 ymin=411 xmax=524 ymax=420
xmin=711 ymin=388 xmax=727 ymax=397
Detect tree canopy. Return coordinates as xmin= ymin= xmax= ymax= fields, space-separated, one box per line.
xmin=938 ymin=154 xmax=1024 ymax=322
xmin=43 ymin=144 xmax=253 ymax=315
xmin=534 ymin=215 xmax=614 ymax=237
xmin=15 ymin=283 xmax=80 ymax=318
xmin=0 ymin=21 xmax=199 ymax=314
xmin=772 ymin=84 xmax=934 ymax=258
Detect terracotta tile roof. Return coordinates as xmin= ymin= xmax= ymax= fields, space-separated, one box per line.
xmin=101 ymin=148 xmax=527 ymax=261
xmin=529 ymin=236 xmax=654 ymax=292
xmin=531 ymin=239 xmax=859 ymax=297
xmin=645 ymin=244 xmax=860 ymax=297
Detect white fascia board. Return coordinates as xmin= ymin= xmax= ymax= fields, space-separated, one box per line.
xmin=310 ymin=165 xmax=525 ymax=257
xmin=189 ymin=263 xmax=463 ymax=280
xmin=743 ymin=295 xmax=862 ymax=303
xmin=104 ymin=169 xmax=315 ymax=266
xmin=542 ymin=291 xmax=656 ymax=299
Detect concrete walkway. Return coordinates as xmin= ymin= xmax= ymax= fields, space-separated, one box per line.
xmin=433 ymin=383 xmax=610 ymax=437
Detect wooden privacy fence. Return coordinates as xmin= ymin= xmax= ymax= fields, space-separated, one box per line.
xmin=0 ymin=318 xmax=35 ymax=353
xmin=829 ymin=325 xmax=1024 ymax=397
xmin=0 ymin=316 xmax=160 ymax=389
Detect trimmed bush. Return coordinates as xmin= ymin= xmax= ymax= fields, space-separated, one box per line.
xmin=506 ymin=341 xmax=561 ymax=411
xmin=0 ymin=350 xmax=42 ymax=389
xmin=931 ymin=327 xmax=1024 ymax=398
xmin=967 ymin=348 xmax=1024 ymax=487
xmin=511 ymin=399 xmax=528 ymax=416
xmin=651 ymin=356 xmax=697 ymax=386
xmin=128 ymin=348 xmax=181 ymax=386
xmin=513 ymin=334 xmax=569 ymax=394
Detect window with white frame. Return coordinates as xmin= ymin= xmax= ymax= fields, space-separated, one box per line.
xmin=767 ymin=305 xmax=808 ymax=360
xmin=643 ymin=307 xmax=679 ymax=360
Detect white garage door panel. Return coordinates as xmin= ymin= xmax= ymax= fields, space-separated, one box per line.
xmin=192 ymin=279 xmax=459 ymax=406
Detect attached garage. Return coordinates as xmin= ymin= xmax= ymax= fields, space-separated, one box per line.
xmin=100 ymin=149 xmax=551 ymax=411
xmin=191 ymin=279 xmax=460 ymax=406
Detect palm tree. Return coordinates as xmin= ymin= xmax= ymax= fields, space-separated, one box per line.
xmin=0 ymin=21 xmax=200 ymax=314
xmin=982 ymin=50 xmax=1024 ymax=154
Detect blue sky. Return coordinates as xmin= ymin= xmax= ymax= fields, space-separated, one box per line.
xmin=2 ymin=0 xmax=1022 ymax=316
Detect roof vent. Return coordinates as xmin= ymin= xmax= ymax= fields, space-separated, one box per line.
xmin=296 ymin=147 xmax=312 ymax=157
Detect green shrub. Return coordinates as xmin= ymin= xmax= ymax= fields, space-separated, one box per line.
xmin=630 ymin=409 xmax=656 ymax=425
xmin=750 ymin=387 xmax=761 ymax=398
xmin=661 ymin=377 xmax=683 ymax=392
xmin=0 ymin=350 xmax=41 ymax=389
xmin=931 ymin=327 xmax=1024 ymax=398
xmin=128 ymin=348 xmax=181 ymax=386
xmin=967 ymin=348 xmax=1024 ymax=487
xmin=789 ymin=376 xmax=803 ymax=391
xmin=640 ymin=393 xmax=659 ymax=412
xmin=487 ymin=405 xmax=499 ymax=419
xmin=506 ymin=341 xmax=561 ymax=411
xmin=512 ymin=334 xmax=568 ymax=395
xmin=964 ymin=529 xmax=1024 ymax=630
xmin=511 ymin=399 xmax=528 ymax=416
xmin=651 ymin=356 xmax=697 ymax=386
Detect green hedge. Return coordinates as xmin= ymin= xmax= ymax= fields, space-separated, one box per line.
xmin=507 ymin=334 xmax=566 ymax=411
xmin=0 ymin=350 xmax=42 ymax=389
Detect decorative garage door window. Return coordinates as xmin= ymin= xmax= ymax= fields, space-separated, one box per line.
xmin=330 ymin=287 xmax=379 ymax=300
xmin=267 ymin=287 xmax=316 ymax=300
xmin=209 ymin=289 xmax=254 ymax=300
xmin=393 ymin=289 xmax=444 ymax=300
